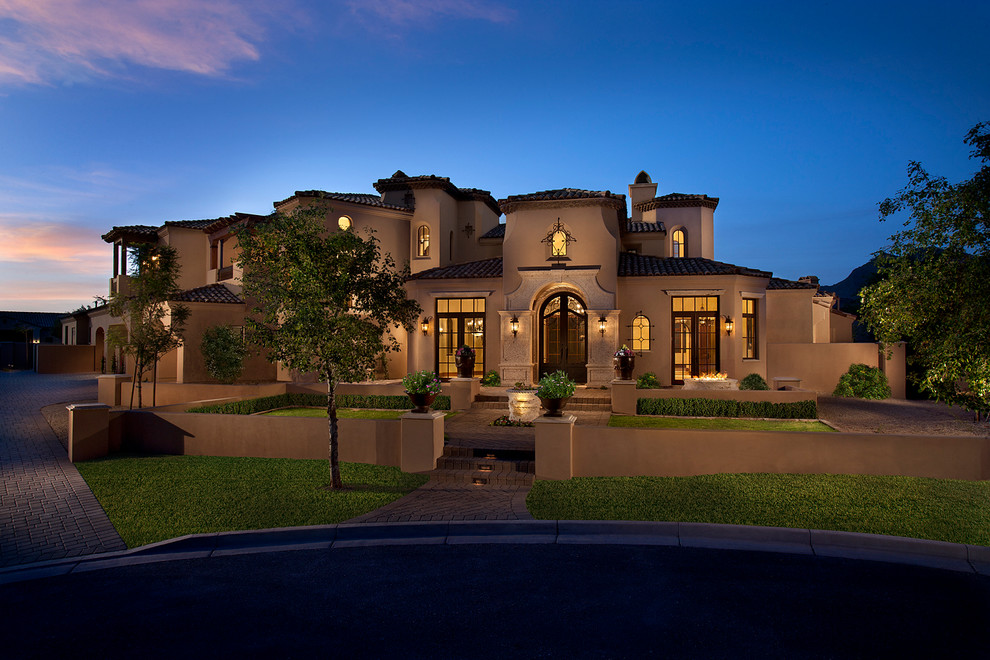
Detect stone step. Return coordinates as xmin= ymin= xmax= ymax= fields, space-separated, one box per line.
xmin=472 ymin=399 xmax=611 ymax=411
xmin=436 ymin=456 xmax=535 ymax=475
xmin=476 ymin=394 xmax=612 ymax=404
xmin=429 ymin=468 xmax=535 ymax=486
xmin=442 ymin=446 xmax=535 ymax=462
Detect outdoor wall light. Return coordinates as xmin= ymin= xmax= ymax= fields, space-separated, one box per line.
xmin=510 ymin=316 xmax=519 ymax=337
xmin=421 ymin=316 xmax=431 ymax=336
xmin=724 ymin=316 xmax=734 ymax=336
xmin=598 ymin=315 xmax=607 ymax=336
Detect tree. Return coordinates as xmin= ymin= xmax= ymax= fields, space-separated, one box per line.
xmin=235 ymin=208 xmax=422 ymax=489
xmin=108 ymin=243 xmax=190 ymax=409
xmin=860 ymin=122 xmax=990 ymax=415
xmin=200 ymin=324 xmax=246 ymax=384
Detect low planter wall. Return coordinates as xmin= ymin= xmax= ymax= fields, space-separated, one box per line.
xmin=611 ymin=381 xmax=817 ymax=415
xmin=36 ymin=345 xmax=97 ymax=373
xmin=535 ymin=422 xmax=990 ymax=481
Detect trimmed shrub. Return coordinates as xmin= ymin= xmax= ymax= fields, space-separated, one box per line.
xmin=481 ymin=370 xmax=501 ymax=387
xmin=636 ymin=372 xmax=663 ymax=389
xmin=200 ymin=324 xmax=246 ymax=384
xmin=832 ymin=363 xmax=891 ymax=399
xmin=739 ymin=373 xmax=770 ymax=391
xmin=636 ymin=397 xmax=817 ymax=420
xmin=188 ymin=392 xmax=451 ymax=414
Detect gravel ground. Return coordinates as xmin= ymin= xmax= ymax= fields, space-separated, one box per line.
xmin=817 ymin=396 xmax=990 ymax=436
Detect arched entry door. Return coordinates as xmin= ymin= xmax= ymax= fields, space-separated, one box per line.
xmin=539 ymin=292 xmax=587 ymax=383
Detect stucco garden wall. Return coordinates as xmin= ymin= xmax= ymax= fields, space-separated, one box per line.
xmin=767 ymin=342 xmax=890 ymax=396
xmin=549 ymin=425 xmax=990 ymax=481
xmin=36 ymin=345 xmax=97 ymax=373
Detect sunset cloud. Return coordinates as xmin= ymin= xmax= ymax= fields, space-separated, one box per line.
xmin=0 ymin=215 xmax=107 ymax=270
xmin=345 ymin=0 xmax=516 ymax=25
xmin=0 ymin=0 xmax=282 ymax=85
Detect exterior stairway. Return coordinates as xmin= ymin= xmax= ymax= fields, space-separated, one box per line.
xmin=430 ymin=446 xmax=535 ymax=486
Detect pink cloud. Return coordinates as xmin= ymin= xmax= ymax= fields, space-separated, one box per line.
xmin=0 ymin=216 xmax=107 ymax=269
xmin=346 ymin=0 xmax=516 ymax=25
xmin=0 ymin=0 xmax=283 ymax=84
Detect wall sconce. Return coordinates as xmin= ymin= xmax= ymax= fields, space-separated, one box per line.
xmin=421 ymin=316 xmax=431 ymax=336
xmin=598 ymin=315 xmax=607 ymax=336
xmin=510 ymin=316 xmax=519 ymax=337
xmin=723 ymin=316 xmax=734 ymax=336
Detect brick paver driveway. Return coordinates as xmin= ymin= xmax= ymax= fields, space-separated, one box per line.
xmin=0 ymin=372 xmax=125 ymax=567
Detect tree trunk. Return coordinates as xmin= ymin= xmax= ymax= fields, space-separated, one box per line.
xmin=327 ymin=376 xmax=343 ymax=489
xmin=152 ymin=359 xmax=158 ymax=407
xmin=129 ymin=359 xmax=138 ymax=410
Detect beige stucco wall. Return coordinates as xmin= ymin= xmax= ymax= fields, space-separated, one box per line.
xmin=162 ymin=226 xmax=210 ymax=293
xmin=766 ymin=289 xmax=815 ymax=343
xmin=36 ymin=345 xmax=97 ymax=373
xmin=767 ymin=342 xmax=886 ymax=394
xmin=564 ymin=426 xmax=990 ymax=481
xmin=172 ymin=301 xmax=276 ymax=384
xmin=639 ymin=206 xmax=714 ymax=259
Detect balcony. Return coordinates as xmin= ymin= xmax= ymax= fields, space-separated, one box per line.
xmin=217 ymin=266 xmax=234 ymax=282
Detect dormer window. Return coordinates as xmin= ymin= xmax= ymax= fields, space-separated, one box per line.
xmin=672 ymin=229 xmax=686 ymax=258
xmin=417 ymin=225 xmax=430 ymax=257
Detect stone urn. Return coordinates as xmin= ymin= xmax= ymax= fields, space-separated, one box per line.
xmin=539 ymin=396 xmax=571 ymax=418
xmin=613 ymin=355 xmax=635 ymax=380
xmin=405 ymin=391 xmax=437 ymax=414
xmin=507 ymin=388 xmax=540 ymax=423
xmin=454 ymin=354 xmax=475 ymax=378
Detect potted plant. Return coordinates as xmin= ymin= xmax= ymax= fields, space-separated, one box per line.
xmin=402 ymin=370 xmax=442 ymax=413
xmin=613 ymin=345 xmax=635 ymax=380
xmin=454 ymin=344 xmax=476 ymax=378
xmin=537 ymin=370 xmax=576 ymax=417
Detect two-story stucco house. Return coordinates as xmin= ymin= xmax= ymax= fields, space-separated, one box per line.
xmin=68 ymin=169 xmax=889 ymax=394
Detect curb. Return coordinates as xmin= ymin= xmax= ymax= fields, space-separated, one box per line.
xmin=2 ymin=520 xmax=989 ymax=585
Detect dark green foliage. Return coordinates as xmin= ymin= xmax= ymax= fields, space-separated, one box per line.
xmin=200 ymin=324 xmax=246 ymax=384
xmin=480 ymin=370 xmax=501 ymax=387
xmin=636 ymin=397 xmax=817 ymax=419
xmin=636 ymin=372 xmax=662 ymax=389
xmin=860 ymin=122 xmax=990 ymax=413
xmin=832 ymin=363 xmax=891 ymax=399
xmin=739 ymin=373 xmax=770 ymax=390
xmin=188 ymin=392 xmax=451 ymax=415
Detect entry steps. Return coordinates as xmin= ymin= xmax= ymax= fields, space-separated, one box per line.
xmin=431 ymin=446 xmax=535 ymax=486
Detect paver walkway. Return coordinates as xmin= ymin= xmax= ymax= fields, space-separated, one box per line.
xmin=348 ymin=399 xmax=611 ymax=523
xmin=0 ymin=372 xmax=125 ymax=567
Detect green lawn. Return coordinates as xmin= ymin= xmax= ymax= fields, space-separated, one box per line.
xmin=527 ymin=473 xmax=990 ymax=545
xmin=609 ymin=415 xmax=834 ymax=432
xmin=76 ymin=455 xmax=429 ymax=548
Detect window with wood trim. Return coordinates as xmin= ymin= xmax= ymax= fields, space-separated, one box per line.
xmin=417 ymin=225 xmax=430 ymax=257
xmin=632 ymin=314 xmax=651 ymax=351
xmin=742 ymin=298 xmax=758 ymax=359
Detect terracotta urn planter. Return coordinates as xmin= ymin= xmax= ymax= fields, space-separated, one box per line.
xmin=613 ymin=355 xmax=635 ymax=380
xmin=405 ymin=391 xmax=437 ymax=414
xmin=454 ymin=354 xmax=475 ymax=378
xmin=539 ymin=396 xmax=570 ymax=418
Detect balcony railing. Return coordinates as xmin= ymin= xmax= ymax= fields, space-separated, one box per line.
xmin=217 ymin=266 xmax=234 ymax=281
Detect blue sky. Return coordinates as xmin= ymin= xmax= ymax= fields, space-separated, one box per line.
xmin=1 ymin=0 xmax=988 ymax=312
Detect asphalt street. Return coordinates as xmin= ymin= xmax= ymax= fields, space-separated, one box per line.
xmin=2 ymin=543 xmax=988 ymax=658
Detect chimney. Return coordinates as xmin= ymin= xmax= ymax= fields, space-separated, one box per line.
xmin=628 ymin=170 xmax=658 ymax=224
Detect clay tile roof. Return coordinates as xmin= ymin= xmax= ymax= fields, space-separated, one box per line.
xmin=101 ymin=225 xmax=159 ymax=243
xmin=767 ymin=277 xmax=819 ymax=290
xmin=274 ymin=190 xmax=413 ymax=212
xmin=0 ymin=311 xmax=64 ymax=328
xmin=618 ymin=253 xmax=771 ymax=278
xmin=480 ymin=223 xmax=506 ymax=239
xmin=624 ymin=221 xmax=667 ymax=233
xmin=203 ymin=212 xmax=266 ymax=234
xmin=499 ymin=188 xmax=626 ymax=214
xmin=635 ymin=192 xmax=720 ymax=211
xmin=163 ymin=219 xmax=215 ymax=230
xmin=406 ymin=257 xmax=503 ymax=280
xmin=372 ymin=173 xmax=501 ymax=215
xmin=171 ymin=284 xmax=243 ymax=304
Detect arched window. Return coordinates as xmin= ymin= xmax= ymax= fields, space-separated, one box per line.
xmin=337 ymin=216 xmax=352 ymax=231
xmin=632 ymin=314 xmax=651 ymax=351
xmin=417 ymin=225 xmax=430 ymax=257
xmin=672 ymin=229 xmax=686 ymax=258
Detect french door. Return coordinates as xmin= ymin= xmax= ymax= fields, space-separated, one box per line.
xmin=672 ymin=296 xmax=719 ymax=383
xmin=539 ymin=293 xmax=587 ymax=383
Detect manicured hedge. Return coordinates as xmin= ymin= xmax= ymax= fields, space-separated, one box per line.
xmin=636 ymin=397 xmax=817 ymax=420
xmin=188 ymin=392 xmax=451 ymax=415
